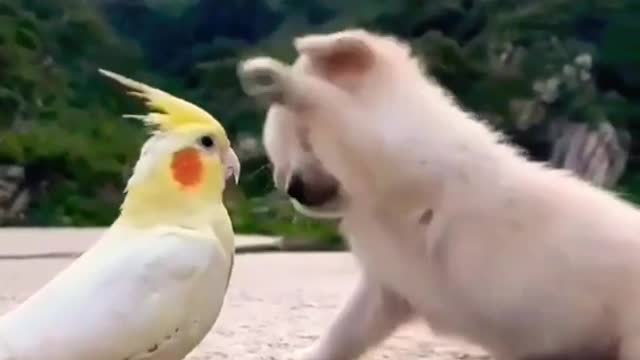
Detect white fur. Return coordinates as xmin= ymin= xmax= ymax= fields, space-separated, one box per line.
xmin=239 ymin=29 xmax=640 ymax=359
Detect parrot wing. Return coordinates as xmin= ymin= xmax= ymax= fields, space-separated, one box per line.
xmin=0 ymin=227 xmax=231 ymax=360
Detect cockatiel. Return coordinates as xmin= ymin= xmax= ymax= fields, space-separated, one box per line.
xmin=0 ymin=69 xmax=240 ymax=360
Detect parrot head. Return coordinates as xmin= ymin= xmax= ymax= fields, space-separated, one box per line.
xmin=100 ymin=69 xmax=240 ymax=228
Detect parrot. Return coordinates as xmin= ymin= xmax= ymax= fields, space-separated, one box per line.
xmin=0 ymin=69 xmax=241 ymax=360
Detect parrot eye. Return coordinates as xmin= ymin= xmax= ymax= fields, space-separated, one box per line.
xmin=199 ymin=135 xmax=215 ymax=149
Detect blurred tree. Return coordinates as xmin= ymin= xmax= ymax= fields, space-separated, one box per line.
xmin=1 ymin=0 xmax=639 ymax=243
xmin=0 ymin=0 xmax=148 ymax=225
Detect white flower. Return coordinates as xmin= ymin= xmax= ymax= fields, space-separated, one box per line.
xmin=562 ymin=64 xmax=577 ymax=78
xmin=539 ymin=77 xmax=560 ymax=103
xmin=540 ymin=90 xmax=558 ymax=103
xmin=533 ymin=80 xmax=546 ymax=94
xmin=236 ymin=135 xmax=261 ymax=159
xmin=546 ymin=77 xmax=561 ymax=90
xmin=579 ymin=70 xmax=591 ymax=82
xmin=575 ymin=53 xmax=592 ymax=69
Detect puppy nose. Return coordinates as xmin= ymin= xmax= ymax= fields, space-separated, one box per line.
xmin=286 ymin=175 xmax=307 ymax=203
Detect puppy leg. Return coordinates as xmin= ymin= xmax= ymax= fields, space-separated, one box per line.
xmin=238 ymin=57 xmax=353 ymax=111
xmin=293 ymin=275 xmax=412 ymax=360
xmin=620 ymin=337 xmax=640 ymax=360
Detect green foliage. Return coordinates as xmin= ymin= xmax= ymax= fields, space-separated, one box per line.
xmin=0 ymin=0 xmax=146 ymax=226
xmin=1 ymin=0 xmax=640 ymax=244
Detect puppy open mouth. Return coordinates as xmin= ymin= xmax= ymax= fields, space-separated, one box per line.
xmin=291 ymin=191 xmax=347 ymax=219
xmin=286 ymin=175 xmax=347 ymax=219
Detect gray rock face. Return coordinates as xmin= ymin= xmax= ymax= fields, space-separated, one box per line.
xmin=0 ymin=165 xmax=28 ymax=224
xmin=550 ymin=121 xmax=630 ymax=188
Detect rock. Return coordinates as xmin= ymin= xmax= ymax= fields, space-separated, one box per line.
xmin=0 ymin=165 xmax=28 ymax=224
xmin=2 ymin=165 xmax=24 ymax=179
xmin=7 ymin=189 xmax=29 ymax=219
xmin=0 ymin=179 xmax=18 ymax=202
xmin=550 ymin=121 xmax=630 ymax=188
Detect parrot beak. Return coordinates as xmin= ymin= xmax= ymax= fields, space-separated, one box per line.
xmin=223 ymin=148 xmax=241 ymax=184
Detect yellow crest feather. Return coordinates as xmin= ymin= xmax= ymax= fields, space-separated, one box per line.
xmin=99 ymin=69 xmax=224 ymax=134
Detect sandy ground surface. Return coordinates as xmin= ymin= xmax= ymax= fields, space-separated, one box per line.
xmin=0 ymin=229 xmax=489 ymax=359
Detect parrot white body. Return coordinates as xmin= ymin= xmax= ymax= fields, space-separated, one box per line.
xmin=0 ymin=222 xmax=233 ymax=360
xmin=0 ymin=69 xmax=241 ymax=360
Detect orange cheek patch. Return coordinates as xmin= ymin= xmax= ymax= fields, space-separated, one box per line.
xmin=171 ymin=148 xmax=203 ymax=188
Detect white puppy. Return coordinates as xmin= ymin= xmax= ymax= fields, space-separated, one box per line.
xmin=238 ymin=29 xmax=640 ymax=360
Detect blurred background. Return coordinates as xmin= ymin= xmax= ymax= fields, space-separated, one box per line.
xmin=0 ymin=0 xmax=638 ymax=248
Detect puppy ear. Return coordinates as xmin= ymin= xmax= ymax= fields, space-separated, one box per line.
xmin=294 ymin=30 xmax=374 ymax=79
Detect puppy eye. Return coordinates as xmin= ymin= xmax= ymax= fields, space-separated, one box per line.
xmin=199 ymin=135 xmax=214 ymax=149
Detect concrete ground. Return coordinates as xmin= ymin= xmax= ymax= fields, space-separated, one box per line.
xmin=0 ymin=228 xmax=489 ymax=359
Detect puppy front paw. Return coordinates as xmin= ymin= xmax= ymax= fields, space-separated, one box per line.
xmin=237 ymin=57 xmax=291 ymax=105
